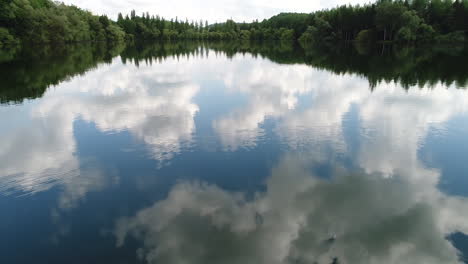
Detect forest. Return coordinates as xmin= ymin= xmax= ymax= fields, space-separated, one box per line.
xmin=0 ymin=0 xmax=467 ymax=48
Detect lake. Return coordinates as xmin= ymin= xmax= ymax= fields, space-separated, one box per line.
xmin=1 ymin=41 xmax=468 ymax=264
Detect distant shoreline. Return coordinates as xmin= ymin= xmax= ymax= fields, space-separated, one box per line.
xmin=1 ymin=0 xmax=467 ymax=49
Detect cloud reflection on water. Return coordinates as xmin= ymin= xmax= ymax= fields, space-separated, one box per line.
xmin=1 ymin=45 xmax=468 ymax=263
xmin=1 ymin=50 xmax=467 ymax=205
xmin=0 ymin=56 xmax=200 ymax=194
xmin=115 ymin=155 xmax=468 ymax=264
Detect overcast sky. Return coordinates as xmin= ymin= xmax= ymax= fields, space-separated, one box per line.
xmin=61 ymin=0 xmax=372 ymax=22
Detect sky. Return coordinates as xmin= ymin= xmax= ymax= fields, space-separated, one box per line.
xmin=61 ymin=0 xmax=372 ymax=22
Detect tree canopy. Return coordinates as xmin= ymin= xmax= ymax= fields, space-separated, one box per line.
xmin=0 ymin=0 xmax=467 ymax=48
xmin=0 ymin=0 xmax=125 ymax=46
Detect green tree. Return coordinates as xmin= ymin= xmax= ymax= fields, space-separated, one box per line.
xmin=375 ymin=1 xmax=407 ymax=41
xmin=0 ymin=27 xmax=20 ymax=47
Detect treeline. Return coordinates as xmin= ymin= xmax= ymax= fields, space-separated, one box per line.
xmin=116 ymin=12 xmax=298 ymax=41
xmin=0 ymin=0 xmax=125 ymax=48
xmin=299 ymin=0 xmax=468 ymax=44
xmin=1 ymin=0 xmax=468 ymax=48
xmin=90 ymin=0 xmax=468 ymax=43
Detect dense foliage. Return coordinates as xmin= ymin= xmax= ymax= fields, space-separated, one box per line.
xmin=1 ymin=0 xmax=467 ymax=48
xmin=0 ymin=0 xmax=125 ymax=47
xmin=115 ymin=12 xmax=298 ymax=41
xmin=102 ymin=0 xmax=468 ymax=43
xmin=298 ymin=0 xmax=468 ymax=44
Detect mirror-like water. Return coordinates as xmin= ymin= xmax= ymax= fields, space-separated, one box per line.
xmin=1 ymin=42 xmax=468 ymax=264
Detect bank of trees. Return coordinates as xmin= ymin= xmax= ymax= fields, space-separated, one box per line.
xmin=0 ymin=0 xmax=125 ymax=47
xmin=115 ymin=13 xmax=297 ymax=41
xmin=299 ymin=0 xmax=468 ymax=44
xmin=119 ymin=0 xmax=467 ymax=43
xmin=1 ymin=0 xmax=467 ymax=48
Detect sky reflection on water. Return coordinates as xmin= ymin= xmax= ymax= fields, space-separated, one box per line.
xmin=1 ymin=44 xmax=468 ymax=263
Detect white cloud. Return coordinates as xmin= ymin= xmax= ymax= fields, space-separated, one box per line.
xmin=210 ymin=57 xmax=367 ymax=151
xmin=61 ymin=0 xmax=372 ymax=22
xmin=0 ymin=54 xmax=201 ymax=194
xmin=1 ymin=44 xmax=468 ymax=262
xmin=36 ymin=55 xmax=201 ymax=163
xmin=0 ymin=103 xmax=80 ymax=194
xmin=212 ymin=59 xmax=314 ymax=150
xmin=115 ymin=155 xmax=468 ymax=264
xmin=2 ymin=46 xmax=468 ymax=206
xmin=358 ymin=85 xmax=468 ymax=181
xmin=209 ymin=53 xmax=468 ymax=170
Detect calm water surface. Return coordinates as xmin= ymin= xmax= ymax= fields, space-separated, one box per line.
xmin=1 ymin=42 xmax=468 ymax=263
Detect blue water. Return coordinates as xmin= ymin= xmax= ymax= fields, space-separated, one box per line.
xmin=1 ymin=44 xmax=468 ymax=264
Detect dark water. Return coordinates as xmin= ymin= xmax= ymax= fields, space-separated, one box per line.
xmin=1 ymin=41 xmax=468 ymax=264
